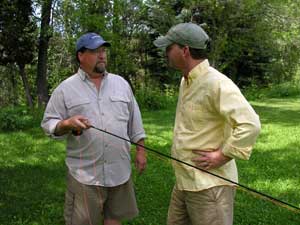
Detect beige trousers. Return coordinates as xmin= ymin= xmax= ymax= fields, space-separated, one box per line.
xmin=167 ymin=185 xmax=236 ymax=225
xmin=64 ymin=173 xmax=138 ymax=225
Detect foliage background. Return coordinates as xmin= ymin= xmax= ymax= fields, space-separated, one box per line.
xmin=0 ymin=0 xmax=299 ymax=108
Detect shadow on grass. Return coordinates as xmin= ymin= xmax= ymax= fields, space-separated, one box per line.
xmin=252 ymin=103 xmax=300 ymax=127
xmin=0 ymin=164 xmax=66 ymax=225
xmin=234 ymin=189 xmax=300 ymax=225
xmin=237 ymin=141 xmax=300 ymax=209
xmin=0 ymin=126 xmax=67 ymax=225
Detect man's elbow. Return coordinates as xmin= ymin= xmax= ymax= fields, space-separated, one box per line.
xmin=250 ymin=117 xmax=261 ymax=140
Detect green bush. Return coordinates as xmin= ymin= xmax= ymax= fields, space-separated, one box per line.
xmin=243 ymin=81 xmax=300 ymax=100
xmin=266 ymin=82 xmax=300 ymax=98
xmin=0 ymin=106 xmax=42 ymax=131
xmin=242 ymin=82 xmax=266 ymax=100
xmin=135 ymin=84 xmax=177 ymax=110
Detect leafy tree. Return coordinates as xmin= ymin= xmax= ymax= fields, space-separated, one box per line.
xmin=0 ymin=0 xmax=37 ymax=107
xmin=36 ymin=0 xmax=53 ymax=107
xmin=140 ymin=0 xmax=300 ymax=88
xmin=139 ymin=0 xmax=184 ymax=87
xmin=171 ymin=0 xmax=271 ymax=86
xmin=59 ymin=0 xmax=148 ymax=89
xmin=4 ymin=0 xmax=294 ymax=110
xmin=0 ymin=65 xmax=19 ymax=106
xmin=264 ymin=1 xmax=300 ymax=83
xmin=180 ymin=0 xmax=300 ymax=86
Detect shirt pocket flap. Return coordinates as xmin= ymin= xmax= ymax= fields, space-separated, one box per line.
xmin=65 ymin=98 xmax=91 ymax=109
xmin=110 ymin=95 xmax=130 ymax=103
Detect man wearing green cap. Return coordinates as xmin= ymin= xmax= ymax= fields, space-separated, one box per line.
xmin=154 ymin=23 xmax=261 ymax=225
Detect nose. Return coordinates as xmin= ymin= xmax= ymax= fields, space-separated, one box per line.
xmin=97 ymin=52 xmax=105 ymax=60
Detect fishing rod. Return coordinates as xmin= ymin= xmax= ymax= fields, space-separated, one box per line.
xmin=90 ymin=125 xmax=300 ymax=214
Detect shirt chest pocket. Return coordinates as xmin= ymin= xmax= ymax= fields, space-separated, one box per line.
xmin=65 ymin=98 xmax=91 ymax=117
xmin=181 ymin=102 xmax=210 ymax=130
xmin=109 ymin=95 xmax=130 ymax=122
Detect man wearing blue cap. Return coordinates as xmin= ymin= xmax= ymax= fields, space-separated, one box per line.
xmin=42 ymin=32 xmax=147 ymax=225
xmin=154 ymin=23 xmax=261 ymax=225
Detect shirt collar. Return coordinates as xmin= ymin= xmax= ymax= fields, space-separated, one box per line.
xmin=184 ymin=59 xmax=210 ymax=85
xmin=78 ymin=68 xmax=108 ymax=81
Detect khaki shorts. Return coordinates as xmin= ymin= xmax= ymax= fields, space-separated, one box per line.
xmin=64 ymin=173 xmax=138 ymax=225
xmin=167 ymin=185 xmax=236 ymax=225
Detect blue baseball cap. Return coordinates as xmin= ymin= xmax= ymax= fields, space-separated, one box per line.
xmin=76 ymin=33 xmax=111 ymax=52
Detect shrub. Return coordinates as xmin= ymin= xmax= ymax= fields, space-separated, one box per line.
xmin=135 ymin=84 xmax=177 ymax=110
xmin=243 ymin=81 xmax=300 ymax=100
xmin=0 ymin=106 xmax=42 ymax=131
xmin=266 ymin=82 xmax=300 ymax=98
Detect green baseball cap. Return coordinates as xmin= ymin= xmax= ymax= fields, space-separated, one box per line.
xmin=153 ymin=22 xmax=209 ymax=49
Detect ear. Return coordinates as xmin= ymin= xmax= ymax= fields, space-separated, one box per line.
xmin=182 ymin=46 xmax=190 ymax=57
xmin=77 ymin=52 xmax=84 ymax=62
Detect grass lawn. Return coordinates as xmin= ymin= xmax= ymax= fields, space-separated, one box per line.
xmin=0 ymin=97 xmax=300 ymax=224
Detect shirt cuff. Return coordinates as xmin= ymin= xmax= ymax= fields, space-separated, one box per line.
xmin=47 ymin=119 xmax=67 ymax=140
xmin=131 ymin=133 xmax=146 ymax=144
xmin=222 ymin=142 xmax=252 ymax=160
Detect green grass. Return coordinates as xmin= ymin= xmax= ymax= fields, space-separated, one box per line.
xmin=1 ymin=97 xmax=300 ymax=224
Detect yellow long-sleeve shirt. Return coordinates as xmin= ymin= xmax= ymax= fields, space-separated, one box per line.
xmin=172 ymin=60 xmax=261 ymax=191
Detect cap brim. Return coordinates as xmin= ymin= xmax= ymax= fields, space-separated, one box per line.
xmin=153 ymin=36 xmax=173 ymax=49
xmin=86 ymin=40 xmax=111 ymax=49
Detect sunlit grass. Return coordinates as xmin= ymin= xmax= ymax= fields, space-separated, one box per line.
xmin=1 ymin=97 xmax=300 ymax=224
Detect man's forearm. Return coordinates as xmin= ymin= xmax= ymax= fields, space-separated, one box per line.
xmin=54 ymin=119 xmax=71 ymax=136
xmin=136 ymin=139 xmax=145 ymax=152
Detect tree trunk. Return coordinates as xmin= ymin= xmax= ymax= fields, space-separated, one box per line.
xmin=18 ymin=64 xmax=33 ymax=108
xmin=10 ymin=65 xmax=18 ymax=106
xmin=36 ymin=0 xmax=52 ymax=107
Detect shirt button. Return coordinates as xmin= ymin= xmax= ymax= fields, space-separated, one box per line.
xmin=101 ymin=113 xmax=104 ymax=116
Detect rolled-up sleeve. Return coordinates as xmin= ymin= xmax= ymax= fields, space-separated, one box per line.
xmin=127 ymin=90 xmax=146 ymax=143
xmin=217 ymin=80 xmax=261 ymax=160
xmin=41 ymin=87 xmax=68 ymax=139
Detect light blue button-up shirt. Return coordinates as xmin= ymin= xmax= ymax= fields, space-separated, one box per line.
xmin=41 ymin=68 xmax=146 ymax=187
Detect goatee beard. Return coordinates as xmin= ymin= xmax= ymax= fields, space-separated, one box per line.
xmin=94 ymin=64 xmax=106 ymax=74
